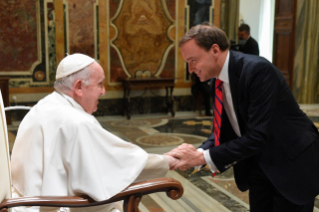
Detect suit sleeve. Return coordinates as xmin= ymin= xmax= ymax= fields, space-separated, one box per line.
xmin=198 ymin=133 xmax=215 ymax=150
xmin=240 ymin=38 xmax=259 ymax=56
xmin=250 ymin=41 xmax=259 ymax=56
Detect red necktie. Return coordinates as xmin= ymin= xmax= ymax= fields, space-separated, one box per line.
xmin=214 ymin=79 xmax=223 ymax=146
xmin=212 ymin=79 xmax=223 ymax=177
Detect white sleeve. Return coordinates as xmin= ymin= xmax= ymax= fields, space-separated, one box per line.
xmin=194 ymin=148 xmax=219 ymax=173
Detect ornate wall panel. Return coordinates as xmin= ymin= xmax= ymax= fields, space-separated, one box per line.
xmin=0 ymin=0 xmax=39 ymax=73
xmin=65 ymin=0 xmax=97 ymax=58
xmin=108 ymin=0 xmax=175 ymax=84
xmin=3 ymin=0 xmax=196 ymax=95
xmin=0 ymin=0 xmax=53 ymax=86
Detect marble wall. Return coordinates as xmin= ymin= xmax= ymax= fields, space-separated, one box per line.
xmin=0 ymin=0 xmax=52 ymax=87
xmin=0 ymin=0 xmax=191 ymax=105
xmin=1 ymin=0 xmax=317 ymax=119
xmin=1 ymin=0 xmax=206 ymax=118
xmin=0 ymin=0 xmax=193 ymax=100
xmin=0 ymin=0 xmax=39 ymax=72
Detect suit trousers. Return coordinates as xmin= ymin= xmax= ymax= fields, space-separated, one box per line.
xmin=248 ymin=161 xmax=314 ymax=212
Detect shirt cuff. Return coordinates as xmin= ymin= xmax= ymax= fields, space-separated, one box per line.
xmin=194 ymin=149 xmax=204 ymax=171
xmin=203 ymin=149 xmax=219 ymax=173
xmin=195 ymin=149 xmax=218 ymax=173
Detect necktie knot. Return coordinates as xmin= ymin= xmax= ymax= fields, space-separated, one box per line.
xmin=216 ymin=79 xmax=223 ymax=90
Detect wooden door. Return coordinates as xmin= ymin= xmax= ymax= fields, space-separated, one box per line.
xmin=272 ymin=0 xmax=297 ymax=89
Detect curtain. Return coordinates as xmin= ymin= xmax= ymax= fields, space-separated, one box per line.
xmin=258 ymin=0 xmax=275 ymax=62
xmin=293 ymin=0 xmax=319 ymax=103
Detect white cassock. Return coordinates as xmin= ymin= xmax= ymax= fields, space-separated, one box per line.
xmin=11 ymin=91 xmax=168 ymax=212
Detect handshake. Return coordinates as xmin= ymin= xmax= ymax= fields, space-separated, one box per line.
xmin=164 ymin=143 xmax=206 ymax=171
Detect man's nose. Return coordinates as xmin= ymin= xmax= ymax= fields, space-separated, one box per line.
xmin=188 ymin=65 xmax=194 ymax=73
xmin=101 ymin=86 xmax=106 ymax=95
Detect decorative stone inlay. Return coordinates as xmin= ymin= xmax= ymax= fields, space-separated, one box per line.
xmin=111 ymin=120 xmax=151 ymax=127
xmin=183 ymin=120 xmax=213 ymax=126
xmin=136 ymin=134 xmax=183 ymax=146
xmin=67 ymin=0 xmax=96 ymax=58
xmin=34 ymin=70 xmax=45 ymax=81
xmin=201 ymin=129 xmax=212 ymax=134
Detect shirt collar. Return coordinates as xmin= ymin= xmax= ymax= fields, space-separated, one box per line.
xmin=58 ymin=91 xmax=86 ymax=112
xmin=217 ymin=51 xmax=230 ymax=83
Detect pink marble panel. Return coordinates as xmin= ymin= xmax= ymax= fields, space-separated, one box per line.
xmin=160 ymin=47 xmax=175 ymax=78
xmin=110 ymin=47 xmax=127 ymax=82
xmin=165 ymin=0 xmax=176 ymax=20
xmin=0 ymin=0 xmax=38 ymax=72
xmin=67 ymin=0 xmax=96 ymax=58
xmin=109 ymin=0 xmax=120 ymax=19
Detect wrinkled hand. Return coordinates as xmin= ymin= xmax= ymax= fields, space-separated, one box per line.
xmin=165 ymin=143 xmax=206 ymax=171
xmin=164 ymin=155 xmax=180 ymax=170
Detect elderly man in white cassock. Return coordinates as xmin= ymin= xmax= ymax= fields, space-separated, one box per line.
xmin=10 ymin=53 xmax=179 ymax=212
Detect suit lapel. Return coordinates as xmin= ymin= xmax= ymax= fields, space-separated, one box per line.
xmin=228 ymin=51 xmax=243 ymax=133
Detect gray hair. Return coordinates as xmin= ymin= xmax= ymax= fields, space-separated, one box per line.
xmin=179 ymin=22 xmax=230 ymax=51
xmin=54 ymin=64 xmax=93 ymax=94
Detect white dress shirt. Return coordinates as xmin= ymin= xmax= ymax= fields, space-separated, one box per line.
xmin=202 ymin=51 xmax=242 ymax=173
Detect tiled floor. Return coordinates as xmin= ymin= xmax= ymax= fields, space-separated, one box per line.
xmin=7 ymin=104 xmax=319 ymax=212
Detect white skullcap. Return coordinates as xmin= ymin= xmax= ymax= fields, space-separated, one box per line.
xmin=56 ymin=53 xmax=95 ymax=80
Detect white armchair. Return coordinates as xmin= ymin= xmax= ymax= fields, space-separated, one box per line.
xmin=0 ymin=91 xmax=183 ymax=212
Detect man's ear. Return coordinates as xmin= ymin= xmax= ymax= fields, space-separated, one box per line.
xmin=211 ymin=44 xmax=220 ymax=56
xmin=73 ymin=79 xmax=83 ymax=97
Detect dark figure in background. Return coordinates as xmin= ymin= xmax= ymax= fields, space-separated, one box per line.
xmin=191 ymin=73 xmax=212 ymax=116
xmin=166 ymin=24 xmax=319 ymax=212
xmin=189 ymin=0 xmax=213 ymax=116
xmin=192 ymin=0 xmax=211 ymax=26
xmin=238 ymin=24 xmax=259 ymax=56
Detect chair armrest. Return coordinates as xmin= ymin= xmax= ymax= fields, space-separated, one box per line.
xmin=0 ymin=177 xmax=183 ymax=212
xmin=0 ymin=196 xmax=90 ymax=208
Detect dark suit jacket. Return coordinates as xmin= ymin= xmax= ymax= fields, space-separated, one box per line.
xmin=199 ymin=51 xmax=319 ymax=205
xmin=239 ymin=36 xmax=259 ymax=56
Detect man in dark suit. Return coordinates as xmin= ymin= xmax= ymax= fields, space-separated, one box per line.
xmin=166 ymin=23 xmax=319 ymax=211
xmin=238 ymin=23 xmax=259 ymax=56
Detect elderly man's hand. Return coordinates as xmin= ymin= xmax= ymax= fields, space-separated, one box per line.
xmin=165 ymin=143 xmax=206 ymax=170
xmin=164 ymin=155 xmax=180 ymax=170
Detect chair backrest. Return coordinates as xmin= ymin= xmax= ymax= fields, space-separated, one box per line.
xmin=0 ymin=90 xmax=12 ymax=202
